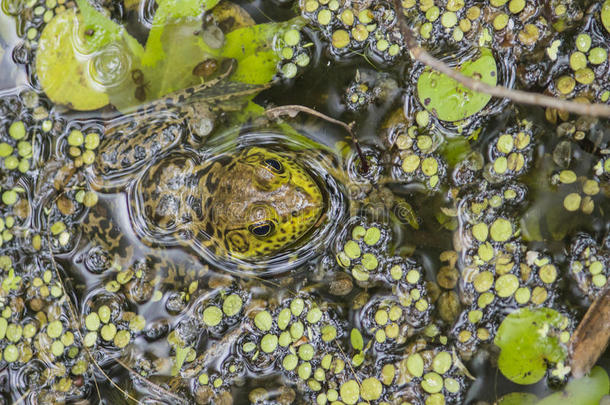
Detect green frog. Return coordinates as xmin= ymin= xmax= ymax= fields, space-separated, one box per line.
xmin=85 ymin=61 xmax=325 ymax=262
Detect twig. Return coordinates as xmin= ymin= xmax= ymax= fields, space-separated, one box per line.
xmin=265 ymin=105 xmax=369 ymax=173
xmin=569 ymin=287 xmax=610 ymax=378
xmin=115 ymin=358 xmax=188 ymax=405
xmin=391 ymin=0 xmax=610 ymax=118
xmin=45 ymin=194 xmax=140 ymax=404
xmin=334 ymin=340 xmax=362 ymax=385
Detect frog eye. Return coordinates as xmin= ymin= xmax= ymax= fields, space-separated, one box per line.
xmin=263 ymin=158 xmax=284 ymax=174
xmin=248 ymin=221 xmax=275 ymax=238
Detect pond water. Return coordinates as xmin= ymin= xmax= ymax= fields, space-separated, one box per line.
xmin=0 ymin=0 xmax=609 ymax=404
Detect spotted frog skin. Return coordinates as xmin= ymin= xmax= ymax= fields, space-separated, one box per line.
xmin=87 ymin=64 xmax=325 ymax=260
xmin=133 ymin=146 xmax=324 ymax=259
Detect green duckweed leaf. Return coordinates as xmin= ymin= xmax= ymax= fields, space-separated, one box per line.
xmin=1 ymin=268 xmax=21 ymax=293
xmin=350 ymin=328 xmax=364 ymax=351
xmin=494 ymin=307 xmax=568 ymax=385
xmin=602 ymin=0 xmax=610 ymax=35
xmin=496 ymin=392 xmax=539 ymax=405
xmin=417 ymin=48 xmax=497 ymax=122
xmin=536 ymin=366 xmax=609 ymax=405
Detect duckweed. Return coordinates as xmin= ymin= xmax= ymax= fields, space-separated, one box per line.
xmin=100 ymin=323 xmax=117 ymax=341
xmin=85 ymin=312 xmax=100 ymax=331
xmin=222 ymin=294 xmax=242 ymax=316
xmin=203 ymin=306 xmax=223 ymax=326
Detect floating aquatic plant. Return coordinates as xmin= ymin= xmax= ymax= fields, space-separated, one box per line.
xmin=416 ymin=47 xmax=497 ymax=122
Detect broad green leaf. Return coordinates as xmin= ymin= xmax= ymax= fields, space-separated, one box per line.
xmin=142 ymin=0 xmax=220 ymax=66
xmin=39 ymin=0 xmax=289 ymax=112
xmin=494 ymin=307 xmax=568 ymax=385
xmin=36 ymin=9 xmax=109 ymax=110
xmin=536 ymin=366 xmax=609 ymax=405
xmin=36 ymin=1 xmax=145 ymax=110
xmin=602 ymin=0 xmax=610 ymax=35
xmin=497 ymin=393 xmax=538 ymax=405
xmin=417 ymin=48 xmax=497 ymax=122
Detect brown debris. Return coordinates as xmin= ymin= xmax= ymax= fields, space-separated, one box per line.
xmin=569 ymin=288 xmax=610 ymax=378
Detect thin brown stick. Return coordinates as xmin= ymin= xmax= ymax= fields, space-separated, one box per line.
xmin=265 ymin=105 xmax=369 ymax=173
xmin=45 ymin=194 xmax=140 ymax=404
xmin=334 ymin=340 xmax=362 ymax=385
xmin=391 ymin=0 xmax=610 ymax=118
xmin=569 ymin=287 xmax=610 ymax=378
xmin=115 ymin=358 xmax=188 ymax=404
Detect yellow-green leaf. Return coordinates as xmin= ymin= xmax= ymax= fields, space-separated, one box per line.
xmin=495 ymin=308 xmax=568 ymax=385
xmin=142 ymin=0 xmax=220 ymax=66
xmin=36 ymin=9 xmax=109 ymax=111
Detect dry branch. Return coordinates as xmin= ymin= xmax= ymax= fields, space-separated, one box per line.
xmin=391 ymin=0 xmax=610 ymax=118
xmin=569 ymin=288 xmax=610 ymax=378
xmin=265 ymin=104 xmax=369 ymax=173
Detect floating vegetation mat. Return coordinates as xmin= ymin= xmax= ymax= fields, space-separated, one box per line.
xmin=0 ymin=0 xmax=609 ymax=404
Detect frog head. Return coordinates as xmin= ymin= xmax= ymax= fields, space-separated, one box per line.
xmin=205 ymin=147 xmax=324 ymax=260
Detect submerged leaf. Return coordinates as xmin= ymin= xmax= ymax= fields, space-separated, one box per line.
xmin=172 ymin=345 xmax=191 ymax=376
xmin=142 ymin=0 xmax=220 ymax=66
xmin=536 ymin=366 xmax=609 ymax=405
xmin=439 ymin=136 xmax=472 ymax=167
xmin=497 ymin=392 xmax=538 ymax=405
xmin=417 ymin=48 xmax=497 ymax=122
xmin=494 ymin=307 xmax=568 ymax=385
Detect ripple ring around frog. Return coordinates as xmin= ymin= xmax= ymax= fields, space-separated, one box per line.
xmin=128 ymin=132 xmax=348 ymax=276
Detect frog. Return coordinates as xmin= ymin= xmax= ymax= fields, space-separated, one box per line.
xmin=83 ymin=60 xmax=326 ymax=263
